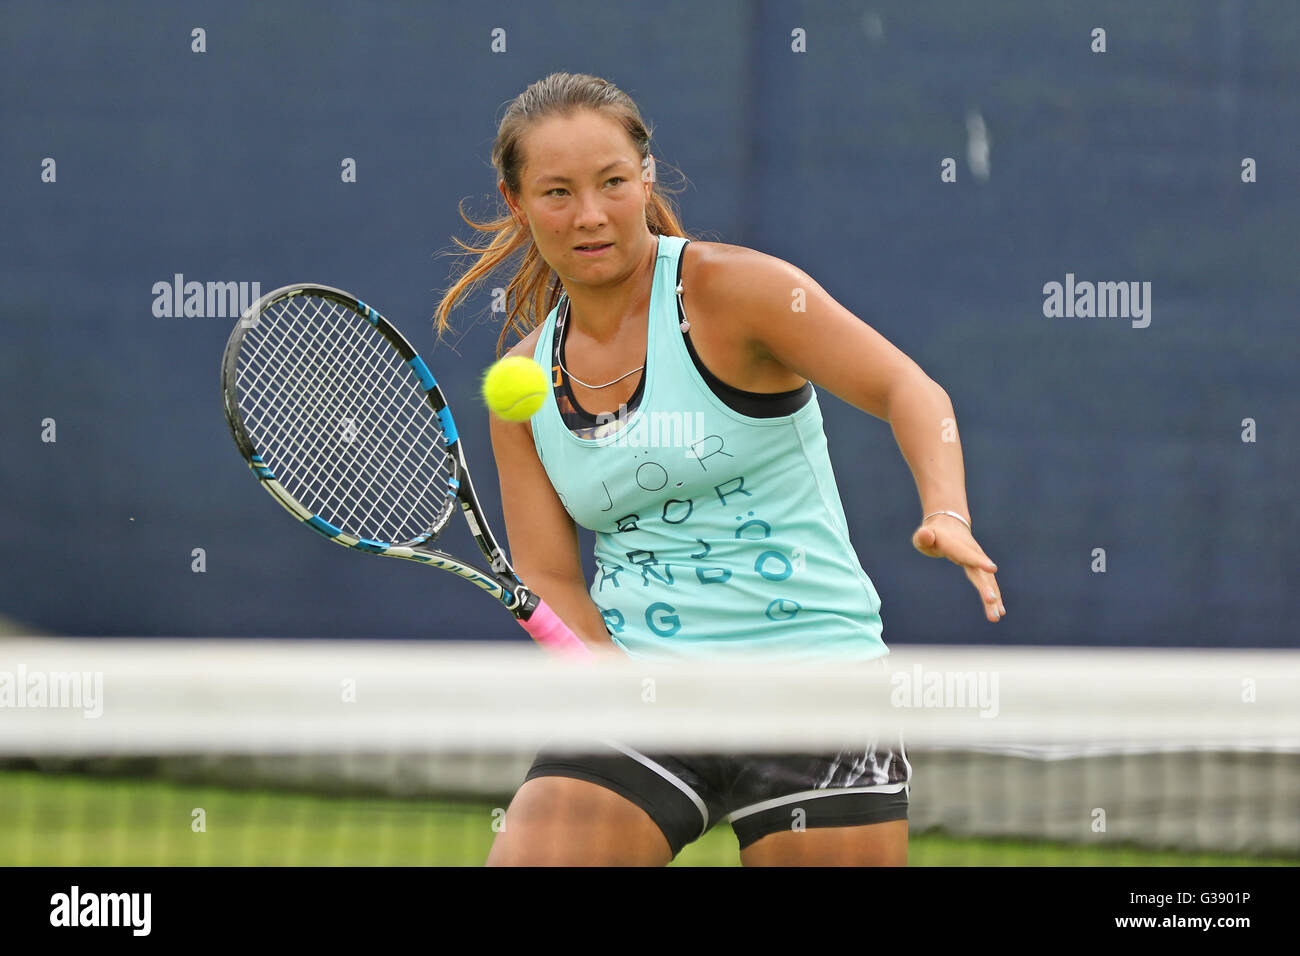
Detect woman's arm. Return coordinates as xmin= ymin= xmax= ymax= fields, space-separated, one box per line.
xmin=692 ymin=245 xmax=1005 ymax=622
xmin=486 ymin=337 xmax=619 ymax=652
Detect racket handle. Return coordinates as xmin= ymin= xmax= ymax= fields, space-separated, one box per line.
xmin=518 ymin=598 xmax=593 ymax=659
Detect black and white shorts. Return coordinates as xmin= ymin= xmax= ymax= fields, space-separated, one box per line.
xmin=523 ymin=739 xmax=911 ymax=858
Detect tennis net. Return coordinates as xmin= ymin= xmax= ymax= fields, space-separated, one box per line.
xmin=1 ymin=640 xmax=1296 ymax=866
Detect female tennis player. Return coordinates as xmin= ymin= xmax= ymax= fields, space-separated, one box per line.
xmin=436 ymin=73 xmax=1003 ymax=866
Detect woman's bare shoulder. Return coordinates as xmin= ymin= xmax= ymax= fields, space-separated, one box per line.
xmin=683 ymin=239 xmax=812 ymax=344
xmin=684 ymin=240 xmax=803 ymax=293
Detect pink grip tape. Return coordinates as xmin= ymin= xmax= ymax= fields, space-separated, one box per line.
xmin=518 ymin=599 xmax=593 ymax=659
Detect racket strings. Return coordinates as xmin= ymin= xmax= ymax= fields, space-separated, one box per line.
xmin=261 ymin=297 xmax=439 ymax=530
xmin=247 ymin=296 xmax=453 ymax=536
xmin=240 ymin=299 xmax=426 ymax=537
xmin=235 ymin=293 xmax=455 ymax=544
xmin=241 ymin=296 xmax=451 ymax=542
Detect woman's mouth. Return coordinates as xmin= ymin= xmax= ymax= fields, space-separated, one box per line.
xmin=574 ymin=242 xmax=613 ymax=257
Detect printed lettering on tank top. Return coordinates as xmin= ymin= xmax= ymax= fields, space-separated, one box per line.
xmin=586 ymin=432 xmax=807 ymax=641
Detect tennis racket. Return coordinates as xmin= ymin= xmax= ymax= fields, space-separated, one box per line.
xmin=221 ymin=283 xmax=589 ymax=659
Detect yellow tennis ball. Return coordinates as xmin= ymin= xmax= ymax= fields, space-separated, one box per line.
xmin=482 ymin=356 xmax=548 ymax=421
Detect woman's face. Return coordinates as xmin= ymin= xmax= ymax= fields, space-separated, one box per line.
xmin=503 ymin=109 xmax=654 ymax=287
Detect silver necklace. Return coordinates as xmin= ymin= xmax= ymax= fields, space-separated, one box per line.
xmin=555 ymin=295 xmax=645 ymax=389
xmin=554 ymin=281 xmax=688 ymax=388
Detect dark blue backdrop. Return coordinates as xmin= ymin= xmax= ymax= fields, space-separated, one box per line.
xmin=2 ymin=1 xmax=1296 ymax=646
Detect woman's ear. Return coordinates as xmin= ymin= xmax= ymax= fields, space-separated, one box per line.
xmin=498 ymin=180 xmax=526 ymax=225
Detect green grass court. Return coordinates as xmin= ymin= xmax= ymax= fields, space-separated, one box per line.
xmin=2 ymin=770 xmax=1293 ymax=866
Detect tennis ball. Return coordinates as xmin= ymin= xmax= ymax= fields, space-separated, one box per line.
xmin=482 ymin=356 xmax=549 ymax=421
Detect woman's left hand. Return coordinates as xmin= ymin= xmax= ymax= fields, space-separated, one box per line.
xmin=911 ymin=516 xmax=1004 ymax=622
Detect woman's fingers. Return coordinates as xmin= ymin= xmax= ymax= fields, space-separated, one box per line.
xmin=968 ymin=568 xmax=1005 ymax=621
xmin=914 ymin=522 xmax=1005 ymax=621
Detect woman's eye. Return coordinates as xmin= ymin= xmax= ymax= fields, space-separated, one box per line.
xmin=546 ymin=178 xmax=622 ymax=197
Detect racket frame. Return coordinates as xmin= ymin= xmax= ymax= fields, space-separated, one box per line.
xmin=222 ymin=283 xmax=543 ymax=620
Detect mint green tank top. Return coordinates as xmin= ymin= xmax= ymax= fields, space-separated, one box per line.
xmin=530 ymin=234 xmax=886 ymax=663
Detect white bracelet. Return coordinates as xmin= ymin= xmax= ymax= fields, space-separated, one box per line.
xmin=923 ymin=510 xmax=971 ymax=533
